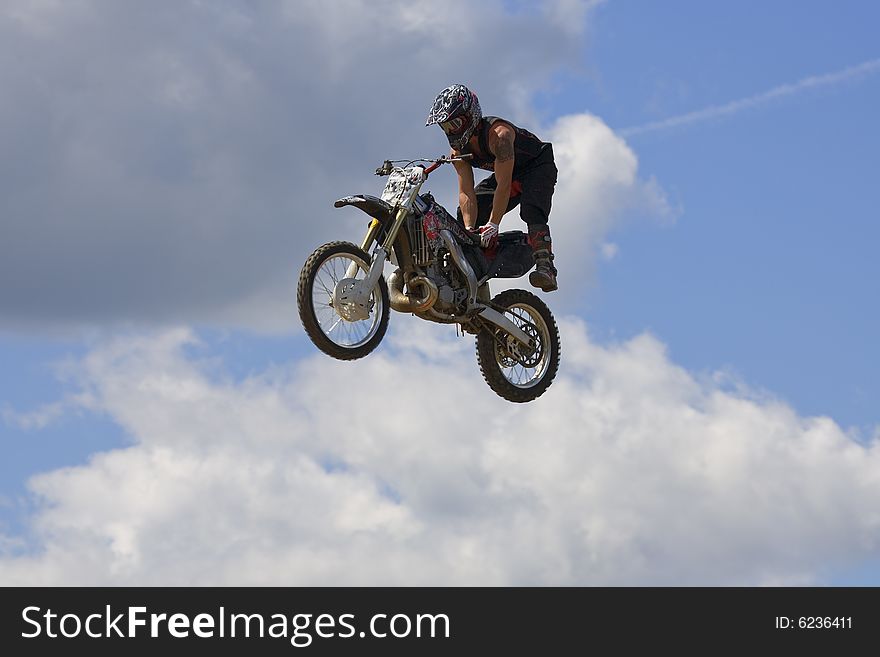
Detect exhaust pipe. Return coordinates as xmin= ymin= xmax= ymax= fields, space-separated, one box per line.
xmin=388 ymin=269 xmax=439 ymax=313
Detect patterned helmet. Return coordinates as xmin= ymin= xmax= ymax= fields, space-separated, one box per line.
xmin=425 ymin=84 xmax=482 ymax=151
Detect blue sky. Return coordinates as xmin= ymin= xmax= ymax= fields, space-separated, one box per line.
xmin=575 ymin=0 xmax=879 ymax=433
xmin=1 ymin=1 xmax=878 ymax=585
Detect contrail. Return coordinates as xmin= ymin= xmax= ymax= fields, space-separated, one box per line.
xmin=620 ymin=58 xmax=880 ymax=137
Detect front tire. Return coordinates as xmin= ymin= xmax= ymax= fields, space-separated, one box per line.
xmin=476 ymin=289 xmax=560 ymax=402
xmin=297 ymin=241 xmax=390 ymax=360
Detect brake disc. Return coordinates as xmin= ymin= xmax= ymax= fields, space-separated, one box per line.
xmin=332 ymin=278 xmax=373 ymax=322
xmin=494 ymin=320 xmax=541 ymax=368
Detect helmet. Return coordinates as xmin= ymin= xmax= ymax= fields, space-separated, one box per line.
xmin=425 ymin=84 xmax=482 ymax=151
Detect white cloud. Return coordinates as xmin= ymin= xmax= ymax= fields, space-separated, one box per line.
xmin=476 ymin=111 xmax=673 ymax=309
xmin=504 ymin=113 xmax=673 ymax=310
xmin=1 ymin=323 xmax=878 ymax=585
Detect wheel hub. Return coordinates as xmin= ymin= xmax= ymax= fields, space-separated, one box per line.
xmin=497 ymin=320 xmax=541 ymax=368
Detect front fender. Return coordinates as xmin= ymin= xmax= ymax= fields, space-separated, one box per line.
xmin=334 ymin=195 xmax=394 ymax=223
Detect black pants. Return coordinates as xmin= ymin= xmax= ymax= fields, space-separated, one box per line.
xmin=457 ymin=146 xmax=558 ymax=229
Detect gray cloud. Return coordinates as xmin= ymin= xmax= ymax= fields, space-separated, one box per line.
xmin=0 ymin=0 xmax=596 ymax=331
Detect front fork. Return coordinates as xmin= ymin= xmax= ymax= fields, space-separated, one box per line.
xmin=360 ymin=218 xmax=382 ymax=253
xmin=337 ymin=207 xmax=407 ymax=311
xmin=338 ymin=218 xmax=381 ymax=282
xmin=348 ymin=201 xmax=410 ymax=274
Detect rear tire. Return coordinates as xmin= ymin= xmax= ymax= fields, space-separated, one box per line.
xmin=297 ymin=241 xmax=390 ymax=360
xmin=476 ymin=289 xmax=560 ymax=402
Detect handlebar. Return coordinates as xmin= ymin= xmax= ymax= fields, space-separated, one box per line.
xmin=375 ymin=153 xmax=472 ymax=177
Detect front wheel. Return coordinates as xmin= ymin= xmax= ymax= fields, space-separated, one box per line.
xmin=297 ymin=241 xmax=389 ymax=360
xmin=476 ymin=289 xmax=560 ymax=403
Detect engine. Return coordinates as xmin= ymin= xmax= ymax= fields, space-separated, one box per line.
xmin=391 ymin=209 xmax=479 ymax=317
xmin=422 ymin=249 xmax=469 ymax=314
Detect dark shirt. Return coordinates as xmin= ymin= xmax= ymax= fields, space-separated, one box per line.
xmin=463 ymin=116 xmax=550 ymax=176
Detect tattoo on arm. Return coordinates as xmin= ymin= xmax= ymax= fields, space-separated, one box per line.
xmin=496 ymin=135 xmax=514 ymax=163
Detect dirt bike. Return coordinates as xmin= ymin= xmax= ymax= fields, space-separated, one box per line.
xmin=296 ymin=154 xmax=560 ymax=402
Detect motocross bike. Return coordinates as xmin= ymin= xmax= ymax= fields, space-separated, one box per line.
xmin=296 ymin=155 xmax=560 ymax=403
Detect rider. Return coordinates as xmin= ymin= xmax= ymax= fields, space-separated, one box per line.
xmin=425 ymin=83 xmax=558 ymax=292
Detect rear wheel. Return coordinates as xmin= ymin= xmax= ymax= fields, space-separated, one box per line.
xmin=476 ymin=289 xmax=560 ymax=402
xmin=297 ymin=241 xmax=389 ymax=360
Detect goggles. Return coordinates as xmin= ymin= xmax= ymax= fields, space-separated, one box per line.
xmin=440 ymin=116 xmax=467 ymax=135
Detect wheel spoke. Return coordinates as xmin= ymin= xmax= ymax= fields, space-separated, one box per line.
xmin=315 ymin=275 xmax=334 ymax=298
xmin=327 ymin=315 xmax=344 ymax=334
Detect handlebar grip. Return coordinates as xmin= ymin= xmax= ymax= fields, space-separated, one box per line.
xmin=424 ymin=160 xmax=443 ymax=175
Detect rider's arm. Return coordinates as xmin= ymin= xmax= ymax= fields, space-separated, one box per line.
xmin=452 ymin=152 xmax=478 ymax=229
xmin=488 ymin=124 xmax=515 ymax=227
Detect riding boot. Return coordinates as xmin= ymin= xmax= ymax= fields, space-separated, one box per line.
xmin=528 ymin=224 xmax=558 ymax=292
